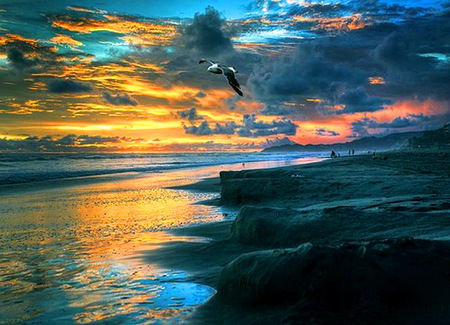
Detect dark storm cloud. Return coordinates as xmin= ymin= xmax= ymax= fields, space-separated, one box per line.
xmin=371 ymin=13 xmax=450 ymax=101
xmin=177 ymin=107 xmax=204 ymax=122
xmin=316 ymin=128 xmax=340 ymax=137
xmin=247 ymin=43 xmax=366 ymax=102
xmin=251 ymin=0 xmax=436 ymax=22
xmin=245 ymin=3 xmax=450 ymax=117
xmin=237 ymin=114 xmax=298 ymax=137
xmin=182 ymin=6 xmax=234 ymax=56
xmin=350 ymin=0 xmax=434 ymax=18
xmin=350 ymin=118 xmax=376 ymax=138
xmin=6 ymin=48 xmax=37 ymax=72
xmin=214 ymin=121 xmax=239 ymax=134
xmin=47 ymin=79 xmax=93 ymax=93
xmin=1 ymin=34 xmax=60 ymax=75
xmin=129 ymin=7 xmax=262 ymax=94
xmin=54 ymin=134 xmax=122 ymax=146
xmin=287 ymin=2 xmax=350 ymax=17
xmin=77 ymin=135 xmax=121 ymax=145
xmin=0 ymin=134 xmax=124 ymax=152
xmin=374 ymin=114 xmax=431 ymax=129
xmin=57 ymin=134 xmax=77 ymax=145
xmin=183 ymin=120 xmax=238 ymax=136
xmin=102 ymin=92 xmax=138 ymax=106
xmin=183 ymin=121 xmax=215 ymax=136
xmin=195 ymin=91 xmax=207 ymax=98
xmin=373 ymin=32 xmax=417 ymax=71
xmin=350 ymin=113 xmax=445 ymax=137
xmin=261 ymin=136 xmax=297 ymax=148
xmin=259 ymin=104 xmax=294 ymax=116
xmin=183 ymin=114 xmax=297 ymax=137
xmin=335 ymin=87 xmax=390 ymax=114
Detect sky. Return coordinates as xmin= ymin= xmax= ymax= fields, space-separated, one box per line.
xmin=0 ymin=0 xmax=449 ymax=152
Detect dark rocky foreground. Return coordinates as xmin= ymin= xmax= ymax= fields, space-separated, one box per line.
xmin=172 ymin=153 xmax=450 ymax=324
xmin=218 ymin=238 xmax=450 ymax=325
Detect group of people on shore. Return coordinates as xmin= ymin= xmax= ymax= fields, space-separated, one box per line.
xmin=331 ymin=149 xmax=355 ymax=158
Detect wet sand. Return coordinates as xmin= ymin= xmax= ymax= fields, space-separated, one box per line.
xmin=0 ymin=157 xmax=321 ymax=324
xmin=148 ymin=152 xmax=450 ymax=324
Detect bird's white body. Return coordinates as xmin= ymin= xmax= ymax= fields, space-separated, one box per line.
xmin=207 ymin=63 xmax=237 ymax=75
xmin=207 ymin=64 xmax=222 ymax=74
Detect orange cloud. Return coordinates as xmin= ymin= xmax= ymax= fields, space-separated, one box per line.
xmin=290 ymin=99 xmax=450 ymax=145
xmin=0 ymin=99 xmax=53 ymax=115
xmin=45 ymin=119 xmax=181 ymax=131
xmin=306 ymin=98 xmax=323 ymax=103
xmin=347 ymin=14 xmax=371 ymax=30
xmin=51 ymin=15 xmax=178 ymax=46
xmin=124 ymin=82 xmax=196 ymax=101
xmin=369 ymin=76 xmax=386 ymax=85
xmin=293 ymin=14 xmax=371 ymax=31
xmin=0 ymin=33 xmax=38 ymax=47
xmin=368 ymin=100 xmax=450 ymax=123
xmin=50 ymin=34 xmax=83 ymax=48
xmin=123 ymin=60 xmax=165 ymax=74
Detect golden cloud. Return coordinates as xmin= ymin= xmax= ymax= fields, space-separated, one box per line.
xmin=293 ymin=14 xmax=371 ymax=31
xmin=51 ymin=15 xmax=178 ymax=46
xmin=50 ymin=34 xmax=83 ymax=48
xmin=0 ymin=99 xmax=52 ymax=115
xmin=369 ymin=76 xmax=386 ymax=85
xmin=0 ymin=33 xmax=38 ymax=47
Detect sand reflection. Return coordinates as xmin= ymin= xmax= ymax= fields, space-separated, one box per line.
xmin=0 ymin=157 xmax=323 ymax=323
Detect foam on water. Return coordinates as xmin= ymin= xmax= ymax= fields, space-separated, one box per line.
xmin=0 ymin=152 xmax=329 ymax=185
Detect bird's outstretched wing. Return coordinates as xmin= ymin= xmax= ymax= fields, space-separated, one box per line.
xmin=228 ymin=81 xmax=243 ymax=97
xmin=221 ymin=66 xmax=243 ymax=96
xmin=199 ymin=59 xmax=216 ymax=65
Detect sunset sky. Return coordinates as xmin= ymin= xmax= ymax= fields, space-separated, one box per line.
xmin=0 ymin=0 xmax=449 ymax=151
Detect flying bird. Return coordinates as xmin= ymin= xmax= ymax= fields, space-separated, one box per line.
xmin=199 ymin=59 xmax=243 ymax=96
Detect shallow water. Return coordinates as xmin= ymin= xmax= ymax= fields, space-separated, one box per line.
xmin=0 ymin=157 xmax=323 ymax=324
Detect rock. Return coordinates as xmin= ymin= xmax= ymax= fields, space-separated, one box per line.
xmin=217 ymin=238 xmax=450 ymax=324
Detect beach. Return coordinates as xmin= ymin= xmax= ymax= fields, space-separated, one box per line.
xmin=0 ymin=153 xmax=323 ymax=324
xmin=1 ymin=151 xmax=449 ymax=324
xmin=149 ymin=152 xmax=450 ymax=324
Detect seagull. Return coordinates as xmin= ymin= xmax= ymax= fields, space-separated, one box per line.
xmin=199 ymin=59 xmax=243 ymax=96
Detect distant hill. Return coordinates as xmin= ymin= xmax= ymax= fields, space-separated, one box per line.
xmin=263 ymin=130 xmax=425 ymax=153
xmin=408 ymin=124 xmax=450 ymax=150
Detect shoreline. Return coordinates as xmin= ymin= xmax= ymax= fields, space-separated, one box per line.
xmin=0 ymin=156 xmax=325 ymax=197
xmin=0 ymin=154 xmax=327 ymax=324
xmin=149 ymin=151 xmax=450 ymax=324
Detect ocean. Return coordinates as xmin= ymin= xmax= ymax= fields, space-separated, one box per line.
xmin=0 ymin=152 xmax=328 ymax=186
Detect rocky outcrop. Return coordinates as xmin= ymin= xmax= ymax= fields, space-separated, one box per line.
xmin=230 ymin=203 xmax=450 ymax=247
xmin=217 ymin=238 xmax=450 ymax=324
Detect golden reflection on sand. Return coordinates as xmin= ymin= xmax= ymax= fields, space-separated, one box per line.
xmin=0 ymin=158 xmax=323 ymax=323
